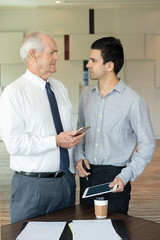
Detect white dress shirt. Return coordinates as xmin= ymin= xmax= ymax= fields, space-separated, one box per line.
xmin=0 ymin=69 xmax=75 ymax=173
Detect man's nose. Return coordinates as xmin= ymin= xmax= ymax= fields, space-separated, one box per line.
xmin=86 ymin=62 xmax=90 ymax=68
xmin=54 ymin=52 xmax=59 ymax=60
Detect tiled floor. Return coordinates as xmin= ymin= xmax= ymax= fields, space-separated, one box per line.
xmin=0 ymin=140 xmax=160 ymax=226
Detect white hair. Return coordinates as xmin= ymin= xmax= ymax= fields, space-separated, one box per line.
xmin=20 ymin=32 xmax=53 ymax=63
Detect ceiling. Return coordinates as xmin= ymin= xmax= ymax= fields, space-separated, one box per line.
xmin=1 ymin=0 xmax=160 ymax=8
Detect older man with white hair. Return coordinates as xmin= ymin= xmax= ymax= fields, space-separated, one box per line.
xmin=0 ymin=32 xmax=84 ymax=223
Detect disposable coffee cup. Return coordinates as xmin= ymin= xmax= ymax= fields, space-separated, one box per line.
xmin=94 ymin=197 xmax=108 ymax=219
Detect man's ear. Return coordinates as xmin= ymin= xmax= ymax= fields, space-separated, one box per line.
xmin=106 ymin=61 xmax=114 ymax=72
xmin=29 ymin=49 xmax=37 ymax=62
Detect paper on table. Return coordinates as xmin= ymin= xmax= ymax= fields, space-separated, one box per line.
xmin=70 ymin=220 xmax=121 ymax=240
xmin=16 ymin=221 xmax=66 ymax=240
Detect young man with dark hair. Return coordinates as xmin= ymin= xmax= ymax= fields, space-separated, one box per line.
xmin=74 ymin=36 xmax=155 ymax=214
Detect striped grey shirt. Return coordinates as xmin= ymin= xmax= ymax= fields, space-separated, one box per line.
xmin=73 ymin=79 xmax=156 ymax=184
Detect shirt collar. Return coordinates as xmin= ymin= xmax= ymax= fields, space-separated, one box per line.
xmin=114 ymin=79 xmax=126 ymax=93
xmin=26 ymin=69 xmax=47 ymax=91
xmin=92 ymin=78 xmax=126 ymax=94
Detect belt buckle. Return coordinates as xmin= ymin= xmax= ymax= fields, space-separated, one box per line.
xmin=55 ymin=171 xmax=64 ymax=178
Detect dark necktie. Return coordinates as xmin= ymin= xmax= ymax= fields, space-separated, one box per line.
xmin=45 ymin=82 xmax=69 ymax=173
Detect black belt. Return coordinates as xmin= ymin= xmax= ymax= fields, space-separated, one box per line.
xmin=90 ymin=164 xmax=125 ymax=169
xmin=15 ymin=171 xmax=65 ymax=178
xmin=89 ymin=164 xmax=125 ymax=173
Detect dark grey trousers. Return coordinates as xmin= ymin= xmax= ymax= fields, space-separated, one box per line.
xmin=10 ymin=171 xmax=76 ymax=223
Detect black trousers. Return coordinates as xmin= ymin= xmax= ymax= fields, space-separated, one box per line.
xmin=80 ymin=164 xmax=131 ymax=215
xmin=11 ymin=171 xmax=76 ymax=223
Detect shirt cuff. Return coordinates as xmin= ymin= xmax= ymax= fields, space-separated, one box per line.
xmin=117 ymin=166 xmax=133 ymax=185
xmin=43 ymin=136 xmax=57 ymax=149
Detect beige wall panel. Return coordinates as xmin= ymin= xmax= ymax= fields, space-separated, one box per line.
xmin=0 ymin=33 xmax=24 ymax=64
xmin=88 ymin=79 xmax=98 ymax=87
xmin=125 ymin=60 xmax=155 ymax=88
xmin=70 ymin=34 xmax=109 ymax=60
xmin=150 ymin=111 xmax=160 ymax=138
xmin=145 ymin=35 xmax=160 ymax=59
xmin=1 ymin=8 xmax=160 ymax=36
xmin=124 ymin=60 xmax=160 ymax=109
xmin=115 ymin=33 xmax=144 ymax=60
xmin=156 ymin=60 xmax=160 ymax=88
xmin=65 ymin=81 xmax=80 ymax=114
xmin=0 ymin=10 xmax=33 ymax=35
xmin=52 ymin=60 xmax=83 ymax=84
xmin=33 ymin=8 xmax=89 ymax=34
xmin=124 ymin=60 xmax=160 ymax=137
xmin=51 ymin=60 xmax=83 ymax=113
xmin=116 ymin=8 xmax=160 ymax=34
xmin=1 ymin=64 xmax=26 ymax=88
xmin=95 ymin=9 xmax=116 ymax=34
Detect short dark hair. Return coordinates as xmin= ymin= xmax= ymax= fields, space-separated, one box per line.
xmin=91 ymin=37 xmax=124 ymax=74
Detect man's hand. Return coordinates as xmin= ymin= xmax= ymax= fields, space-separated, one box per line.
xmin=56 ymin=131 xmax=84 ymax=149
xmin=109 ymin=176 xmax=125 ymax=193
xmin=76 ymin=159 xmax=91 ymax=178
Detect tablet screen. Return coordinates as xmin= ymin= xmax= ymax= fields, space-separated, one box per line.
xmin=83 ymin=182 xmax=114 ymax=198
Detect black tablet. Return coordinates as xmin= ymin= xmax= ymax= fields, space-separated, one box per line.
xmin=82 ymin=182 xmax=117 ymax=198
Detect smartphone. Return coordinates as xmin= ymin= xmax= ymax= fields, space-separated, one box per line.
xmin=75 ymin=126 xmax=91 ymax=136
xmin=82 ymin=182 xmax=117 ymax=198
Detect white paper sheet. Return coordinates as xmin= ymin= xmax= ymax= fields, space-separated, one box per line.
xmin=16 ymin=221 xmax=66 ymax=240
xmin=70 ymin=220 xmax=121 ymax=240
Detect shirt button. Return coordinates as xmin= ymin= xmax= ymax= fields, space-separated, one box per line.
xmin=99 ymin=114 xmax=102 ymax=118
xmin=94 ymin=157 xmax=97 ymax=161
xmin=96 ymin=143 xmax=98 ymax=147
xmin=97 ymin=129 xmax=100 ymax=132
xmin=102 ymin=99 xmax=104 ymax=102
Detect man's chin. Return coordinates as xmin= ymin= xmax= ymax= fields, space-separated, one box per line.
xmin=90 ymin=76 xmax=96 ymax=80
xmin=89 ymin=73 xmax=96 ymax=80
xmin=51 ymin=67 xmax=57 ymax=73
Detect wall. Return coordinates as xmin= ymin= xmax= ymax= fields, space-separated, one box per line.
xmin=0 ymin=7 xmax=160 ymax=137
